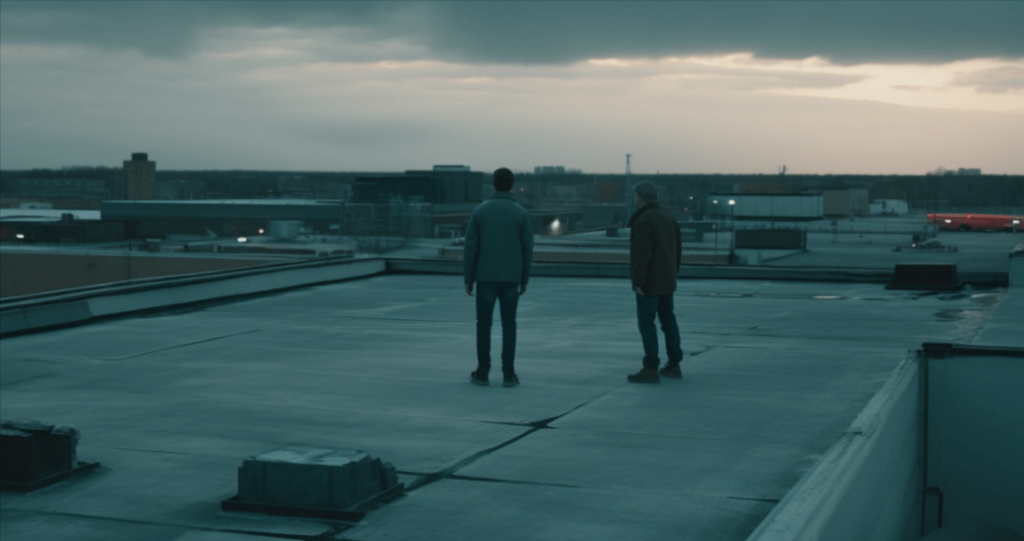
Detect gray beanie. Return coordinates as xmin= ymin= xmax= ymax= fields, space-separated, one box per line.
xmin=634 ymin=181 xmax=658 ymax=202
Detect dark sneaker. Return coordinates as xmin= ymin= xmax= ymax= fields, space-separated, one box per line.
xmin=627 ymin=367 xmax=661 ymax=383
xmin=659 ymin=363 xmax=683 ymax=379
xmin=503 ymin=374 xmax=520 ymax=388
xmin=470 ymin=371 xmax=489 ymax=386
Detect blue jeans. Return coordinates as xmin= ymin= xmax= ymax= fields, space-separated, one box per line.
xmin=636 ymin=292 xmax=683 ymax=368
xmin=476 ymin=281 xmax=520 ymax=376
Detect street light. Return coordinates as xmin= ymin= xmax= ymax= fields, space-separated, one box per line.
xmin=712 ymin=200 xmax=720 ymax=264
xmin=728 ymin=200 xmax=736 ymax=261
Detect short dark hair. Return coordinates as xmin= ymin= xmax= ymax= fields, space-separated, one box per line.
xmin=493 ymin=168 xmax=514 ymax=192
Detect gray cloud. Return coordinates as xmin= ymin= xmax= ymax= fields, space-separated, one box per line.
xmin=1 ymin=1 xmax=1020 ymax=64
xmin=0 ymin=1 xmax=403 ymax=57
xmin=951 ymin=65 xmax=1024 ymax=94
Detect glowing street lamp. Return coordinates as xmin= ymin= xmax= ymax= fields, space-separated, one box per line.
xmin=712 ymin=199 xmax=720 ymax=263
xmin=728 ymin=200 xmax=736 ymax=259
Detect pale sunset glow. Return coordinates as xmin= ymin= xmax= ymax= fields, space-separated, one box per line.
xmin=1 ymin=1 xmax=1020 ymax=173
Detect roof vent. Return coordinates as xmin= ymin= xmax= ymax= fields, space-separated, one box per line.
xmin=222 ymin=447 xmax=403 ymax=520
xmin=0 ymin=419 xmax=100 ymax=492
xmin=887 ymin=263 xmax=961 ymax=290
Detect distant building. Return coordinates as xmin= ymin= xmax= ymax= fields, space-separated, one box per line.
xmin=582 ymin=204 xmax=629 ymax=229
xmin=121 ymin=152 xmax=155 ymax=200
xmin=7 ymin=178 xmax=109 ymax=199
xmin=352 ymin=166 xmax=482 ymax=205
xmin=869 ymin=199 xmax=909 ymax=215
xmin=101 ymin=199 xmax=345 ymax=238
xmin=534 ymin=166 xmax=582 ymax=175
xmin=927 ymin=167 xmax=982 ymax=176
xmin=155 ymin=180 xmax=205 ymax=200
xmin=19 ymin=202 xmax=54 ymax=210
xmin=349 ymin=166 xmax=483 ymax=237
xmin=822 ymin=189 xmax=870 ymax=217
xmin=705 ymin=193 xmax=823 ymax=221
xmin=547 ymin=185 xmax=579 ymax=201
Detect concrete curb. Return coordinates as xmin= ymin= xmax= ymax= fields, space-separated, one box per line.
xmin=389 ymin=258 xmax=895 ymax=283
xmin=1 ymin=256 xmax=1009 ymax=339
xmin=0 ymin=257 xmax=385 ymax=338
xmin=388 ymin=258 xmax=1007 ymax=286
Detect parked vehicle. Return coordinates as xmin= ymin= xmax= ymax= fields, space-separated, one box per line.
xmin=927 ymin=213 xmax=1022 ymax=231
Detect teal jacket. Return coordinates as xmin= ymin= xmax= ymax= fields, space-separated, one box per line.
xmin=464 ymin=192 xmax=534 ymax=285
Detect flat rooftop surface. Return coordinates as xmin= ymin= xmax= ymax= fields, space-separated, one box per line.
xmin=0 ymin=274 xmax=1013 ymax=540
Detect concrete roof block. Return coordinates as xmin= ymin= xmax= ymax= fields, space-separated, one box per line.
xmin=237 ymin=446 xmax=398 ymax=511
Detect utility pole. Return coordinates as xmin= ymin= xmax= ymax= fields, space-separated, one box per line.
xmin=625 ymin=153 xmax=635 ymax=215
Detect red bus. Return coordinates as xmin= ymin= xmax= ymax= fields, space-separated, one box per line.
xmin=927 ymin=213 xmax=1022 ymax=231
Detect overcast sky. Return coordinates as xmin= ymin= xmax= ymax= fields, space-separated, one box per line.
xmin=1 ymin=1 xmax=1021 ymax=174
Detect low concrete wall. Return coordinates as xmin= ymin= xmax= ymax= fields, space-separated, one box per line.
xmin=0 ymin=257 xmax=385 ymax=337
xmin=389 ymin=258 xmax=894 ymax=283
xmin=436 ymin=246 xmax=731 ymax=265
xmin=746 ymin=356 xmax=923 ymax=541
xmin=1009 ymin=242 xmax=1024 ymax=287
xmin=0 ymin=252 xmax=281 ymax=298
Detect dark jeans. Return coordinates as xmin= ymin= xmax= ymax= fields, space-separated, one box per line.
xmin=476 ymin=281 xmax=520 ymax=376
xmin=636 ymin=292 xmax=683 ymax=369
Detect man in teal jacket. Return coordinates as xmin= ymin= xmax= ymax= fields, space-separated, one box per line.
xmin=464 ymin=168 xmax=534 ymax=388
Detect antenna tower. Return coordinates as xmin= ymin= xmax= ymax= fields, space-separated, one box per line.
xmin=626 ymin=153 xmax=632 ymax=175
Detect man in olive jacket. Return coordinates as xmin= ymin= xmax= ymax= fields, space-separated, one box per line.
xmin=627 ymin=181 xmax=683 ymax=383
xmin=464 ymin=167 xmax=534 ymax=388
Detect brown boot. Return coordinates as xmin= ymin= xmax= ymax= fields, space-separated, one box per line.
xmin=659 ymin=363 xmax=683 ymax=379
xmin=627 ymin=367 xmax=661 ymax=383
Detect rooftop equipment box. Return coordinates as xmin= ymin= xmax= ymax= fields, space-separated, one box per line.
xmin=230 ymin=447 xmax=401 ymax=517
xmin=887 ymin=263 xmax=960 ymax=290
xmin=0 ymin=420 xmax=89 ymax=492
xmin=735 ymin=229 xmax=807 ymax=250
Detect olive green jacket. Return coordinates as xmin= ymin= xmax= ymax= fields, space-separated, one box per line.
xmin=464 ymin=192 xmax=534 ymax=285
xmin=629 ymin=202 xmax=681 ymax=295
